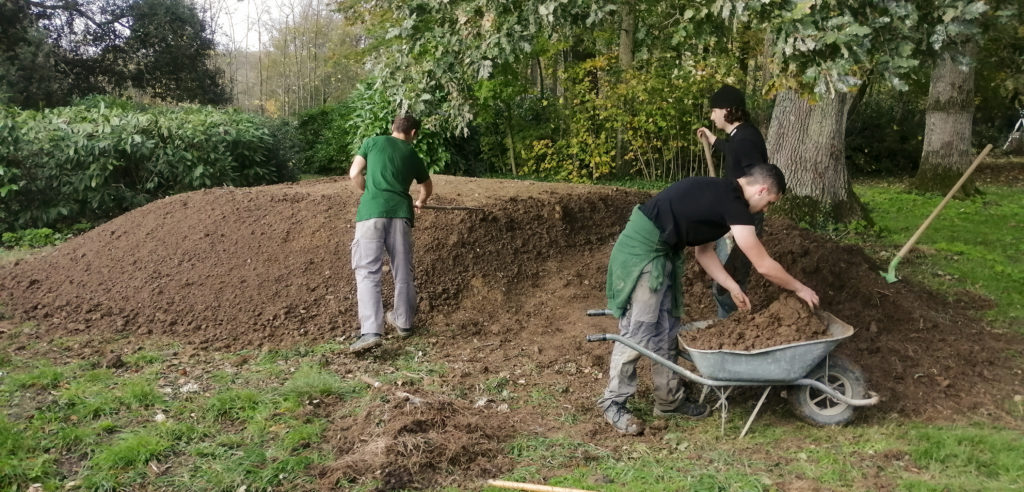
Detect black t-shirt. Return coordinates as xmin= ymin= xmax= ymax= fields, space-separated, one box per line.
xmin=713 ymin=122 xmax=768 ymax=181
xmin=638 ymin=177 xmax=754 ymax=249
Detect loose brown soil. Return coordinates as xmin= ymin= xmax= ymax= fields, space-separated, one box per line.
xmin=2 ymin=174 xmax=1022 ymax=489
xmin=683 ymin=293 xmax=830 ymax=351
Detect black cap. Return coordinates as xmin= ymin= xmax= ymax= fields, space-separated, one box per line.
xmin=710 ymin=85 xmax=746 ymax=109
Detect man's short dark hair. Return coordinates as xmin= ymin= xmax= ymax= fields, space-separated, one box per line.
xmin=744 ymin=163 xmax=787 ymax=195
xmin=392 ymin=113 xmax=420 ymax=135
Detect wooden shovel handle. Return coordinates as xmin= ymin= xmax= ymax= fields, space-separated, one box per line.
xmin=894 ymin=144 xmax=992 ymax=261
xmin=700 ymin=137 xmax=716 ymax=177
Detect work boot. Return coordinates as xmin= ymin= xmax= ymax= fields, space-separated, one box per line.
xmin=349 ymin=334 xmax=382 ymax=353
xmin=385 ymin=310 xmax=413 ymax=338
xmin=653 ymin=399 xmax=711 ymax=419
xmin=602 ymin=402 xmax=645 ymax=435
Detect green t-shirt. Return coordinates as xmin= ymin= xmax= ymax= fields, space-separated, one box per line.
xmin=354 ymin=135 xmax=430 ymax=223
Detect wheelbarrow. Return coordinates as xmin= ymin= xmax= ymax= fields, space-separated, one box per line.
xmin=586 ymin=310 xmax=879 ymax=437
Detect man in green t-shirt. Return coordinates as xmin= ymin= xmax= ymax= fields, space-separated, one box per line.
xmin=347 ymin=113 xmax=432 ymax=353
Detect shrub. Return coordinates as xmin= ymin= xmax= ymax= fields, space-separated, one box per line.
xmin=0 ymin=99 xmax=297 ymax=233
xmin=1 ymin=228 xmax=67 ymax=248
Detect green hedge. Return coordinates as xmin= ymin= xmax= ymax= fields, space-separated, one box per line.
xmin=0 ymin=99 xmax=297 ymax=233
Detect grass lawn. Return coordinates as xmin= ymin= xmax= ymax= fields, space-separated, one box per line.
xmin=852 ymin=182 xmax=1023 ymax=330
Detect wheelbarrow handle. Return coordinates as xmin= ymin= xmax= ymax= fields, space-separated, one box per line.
xmin=586 ymin=334 xmax=610 ymax=342
xmin=586 ymin=309 xmax=613 ymax=317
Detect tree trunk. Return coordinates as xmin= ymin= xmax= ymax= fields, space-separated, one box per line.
xmin=766 ymin=90 xmax=869 ymax=227
xmin=615 ymin=0 xmax=635 ymax=176
xmin=913 ymin=45 xmax=978 ymax=196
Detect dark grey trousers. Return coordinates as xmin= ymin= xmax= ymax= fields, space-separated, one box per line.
xmin=597 ymin=262 xmax=687 ymax=413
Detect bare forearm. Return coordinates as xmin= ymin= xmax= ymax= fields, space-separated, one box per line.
xmin=417 ymin=180 xmax=433 ymax=204
xmin=756 ymin=259 xmax=806 ymax=292
xmin=694 ymin=245 xmax=739 ymax=292
xmin=348 ymin=155 xmax=367 ymax=192
xmin=350 ymin=174 xmax=365 ymax=192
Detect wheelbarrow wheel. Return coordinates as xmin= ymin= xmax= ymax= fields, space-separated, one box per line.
xmin=788 ymin=354 xmax=866 ymax=426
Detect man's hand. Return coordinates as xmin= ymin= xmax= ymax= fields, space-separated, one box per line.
xmin=729 ymin=288 xmax=751 ymax=312
xmin=794 ymin=285 xmax=820 ymax=310
xmin=696 ymin=127 xmax=717 ymax=146
xmin=413 ymin=199 xmax=425 ymax=212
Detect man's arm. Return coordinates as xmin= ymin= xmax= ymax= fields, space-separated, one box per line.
xmin=694 ymin=242 xmax=751 ymax=312
xmin=414 ymin=179 xmax=432 ymax=210
xmin=696 ymin=127 xmax=717 ymax=146
xmin=348 ymin=155 xmax=366 ymax=192
xmin=731 ymin=225 xmax=820 ymax=308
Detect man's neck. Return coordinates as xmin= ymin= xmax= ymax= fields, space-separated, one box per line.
xmin=391 ymin=131 xmax=414 ymax=142
xmin=722 ymin=121 xmax=742 ymax=134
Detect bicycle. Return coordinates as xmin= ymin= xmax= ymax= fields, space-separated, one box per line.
xmin=1003 ymin=109 xmax=1024 ymax=152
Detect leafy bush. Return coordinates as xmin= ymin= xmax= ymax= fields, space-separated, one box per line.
xmin=474 ymin=54 xmax=733 ymax=183
xmin=1 ymin=228 xmax=67 ymax=248
xmin=0 ymin=100 xmax=297 ymax=233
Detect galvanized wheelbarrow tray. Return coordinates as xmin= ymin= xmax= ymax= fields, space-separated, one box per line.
xmin=586 ymin=310 xmax=879 ymax=437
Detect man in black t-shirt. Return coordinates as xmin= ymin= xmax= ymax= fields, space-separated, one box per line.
xmin=598 ymin=164 xmax=819 ymax=435
xmin=697 ymin=84 xmax=769 ymax=319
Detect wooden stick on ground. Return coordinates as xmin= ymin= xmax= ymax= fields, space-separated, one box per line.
xmin=358 ymin=375 xmax=426 ymax=405
xmin=485 ymin=480 xmax=595 ymax=492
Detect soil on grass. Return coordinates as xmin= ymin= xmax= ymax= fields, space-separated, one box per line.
xmin=2 ymin=174 xmax=1022 ymax=489
xmin=682 ymin=293 xmax=830 ymax=351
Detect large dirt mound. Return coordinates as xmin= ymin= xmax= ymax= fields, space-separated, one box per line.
xmin=0 ymin=176 xmax=642 ymax=350
xmin=2 ymin=175 xmax=1022 ymax=487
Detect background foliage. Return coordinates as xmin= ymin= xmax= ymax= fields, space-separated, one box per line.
xmin=0 ymin=97 xmax=295 ymax=234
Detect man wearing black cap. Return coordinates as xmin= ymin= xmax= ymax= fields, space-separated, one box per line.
xmin=697 ymin=84 xmax=768 ymax=181
xmin=697 ymin=84 xmax=769 ymax=319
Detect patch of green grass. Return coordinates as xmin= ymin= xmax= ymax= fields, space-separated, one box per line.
xmin=203 ymin=388 xmax=273 ymax=422
xmin=854 ymin=184 xmax=1024 ymax=328
xmin=497 ymin=435 xmax=772 ymax=491
xmin=280 ymin=363 xmax=365 ymax=402
xmin=899 ymin=423 xmax=1024 ymax=490
xmin=119 ymin=378 xmax=165 ymax=409
xmin=0 ymin=342 xmax=345 ymax=492
xmin=59 ymin=377 xmax=122 ymax=419
xmin=6 ymin=362 xmax=64 ymax=390
xmin=376 ymin=345 xmax=448 ymax=387
xmin=123 ymin=350 xmax=164 ymax=367
xmin=0 ymin=414 xmax=60 ymax=491
xmin=89 ymin=429 xmax=172 ymax=470
xmin=527 ymin=388 xmax=557 ymax=406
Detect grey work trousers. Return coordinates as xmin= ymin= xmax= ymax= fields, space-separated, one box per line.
xmin=597 ymin=262 xmax=687 ymax=413
xmin=351 ymin=218 xmax=416 ymax=335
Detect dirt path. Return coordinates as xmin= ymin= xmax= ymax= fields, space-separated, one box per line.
xmin=2 ymin=174 xmax=1021 ymax=488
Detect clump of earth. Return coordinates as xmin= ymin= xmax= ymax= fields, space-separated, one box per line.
xmin=682 ymin=293 xmax=831 ymax=351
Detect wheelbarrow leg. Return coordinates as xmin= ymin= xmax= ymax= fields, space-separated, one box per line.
xmin=740 ymin=387 xmax=772 ymax=439
xmin=707 ymin=386 xmax=733 ymax=436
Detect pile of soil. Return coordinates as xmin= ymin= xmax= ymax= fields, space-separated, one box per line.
xmin=2 ymin=174 xmax=1022 ymax=488
xmin=683 ymin=293 xmax=830 ymax=351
